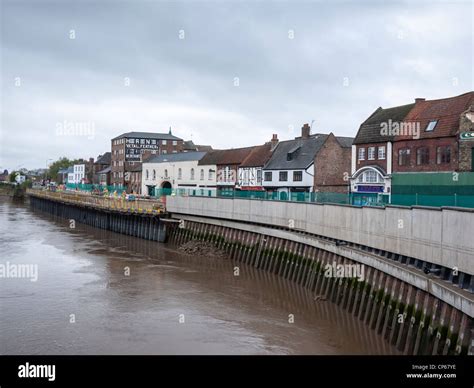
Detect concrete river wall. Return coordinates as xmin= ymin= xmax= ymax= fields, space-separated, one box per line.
xmin=28 ymin=191 xmax=474 ymax=355
xmin=166 ymin=196 xmax=474 ymax=356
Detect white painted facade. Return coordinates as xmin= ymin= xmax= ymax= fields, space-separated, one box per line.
xmin=142 ymin=159 xmax=217 ymax=196
xmin=68 ymin=164 xmax=85 ymax=184
xmin=262 ymin=164 xmax=314 ymax=194
xmin=349 ymin=142 xmax=392 ymax=202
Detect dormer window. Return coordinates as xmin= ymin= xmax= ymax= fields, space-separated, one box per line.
xmin=425 ymin=120 xmax=438 ymax=132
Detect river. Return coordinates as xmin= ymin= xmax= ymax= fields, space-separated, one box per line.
xmin=0 ymin=198 xmax=398 ymax=355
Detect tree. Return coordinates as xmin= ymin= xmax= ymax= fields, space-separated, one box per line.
xmin=9 ymin=171 xmax=18 ymax=182
xmin=47 ymin=157 xmax=82 ymax=180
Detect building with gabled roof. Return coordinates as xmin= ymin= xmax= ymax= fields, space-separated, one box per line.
xmin=237 ymin=135 xmax=278 ymax=191
xmin=262 ymin=124 xmax=354 ymax=198
xmin=198 ymin=146 xmax=255 ymax=193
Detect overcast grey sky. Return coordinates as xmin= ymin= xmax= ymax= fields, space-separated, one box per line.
xmin=1 ymin=0 xmax=472 ymax=171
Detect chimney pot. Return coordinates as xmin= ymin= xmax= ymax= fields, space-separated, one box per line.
xmin=270 ymin=133 xmax=279 ymax=150
xmin=301 ymin=123 xmax=310 ymax=139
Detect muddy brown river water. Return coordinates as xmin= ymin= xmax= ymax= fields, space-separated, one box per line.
xmin=0 ymin=198 xmax=398 ymax=354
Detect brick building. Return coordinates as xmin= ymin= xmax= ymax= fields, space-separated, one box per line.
xmin=111 ymin=131 xmax=183 ymax=193
xmin=351 ymin=91 xmax=474 ymax=203
xmin=92 ymin=152 xmax=111 ymax=185
xmin=391 ymin=91 xmax=474 ymax=196
xmin=314 ymin=133 xmax=353 ymax=193
xmin=350 ymin=103 xmax=415 ymax=204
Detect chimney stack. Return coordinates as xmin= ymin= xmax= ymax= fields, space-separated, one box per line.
xmin=415 ymin=98 xmax=425 ymax=103
xmin=301 ymin=123 xmax=310 ymax=139
xmin=270 ymin=134 xmax=279 ymax=151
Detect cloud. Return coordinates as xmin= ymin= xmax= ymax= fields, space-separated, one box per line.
xmin=1 ymin=0 xmax=472 ymax=171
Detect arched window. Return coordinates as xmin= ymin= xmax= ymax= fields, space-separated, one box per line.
xmin=190 ymin=168 xmax=195 ymax=180
xmin=164 ymin=169 xmax=168 ymax=178
xmin=153 ymin=170 xmax=156 ymax=180
xmin=356 ymin=169 xmax=384 ymax=184
xmin=200 ymin=169 xmax=204 ymax=180
xmin=146 ymin=169 xmax=149 ymax=179
xmin=178 ymin=168 xmax=182 ymax=180
xmin=208 ymin=169 xmax=213 ymax=180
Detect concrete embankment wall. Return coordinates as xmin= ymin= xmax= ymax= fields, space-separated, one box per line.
xmin=166 ymin=196 xmax=474 ymax=277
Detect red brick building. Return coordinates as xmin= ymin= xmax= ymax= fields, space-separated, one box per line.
xmin=393 ymin=92 xmax=474 ymax=173
xmin=111 ymin=131 xmax=183 ymax=193
xmin=314 ymin=133 xmax=353 ymax=193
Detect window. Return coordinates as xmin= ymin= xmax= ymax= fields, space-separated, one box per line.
xmin=416 ymin=147 xmax=429 ymax=165
xmin=357 ymin=170 xmax=383 ymax=184
xmin=368 ymin=147 xmax=376 ymax=160
xmin=437 ymin=146 xmax=451 ymax=164
xmin=178 ymin=168 xmax=182 ymax=180
xmin=264 ymin=171 xmax=272 ymax=182
xmin=358 ymin=147 xmax=366 ymax=161
xmin=153 ymin=170 xmax=156 ymax=180
xmin=190 ymin=168 xmax=195 ymax=180
xmin=398 ymin=148 xmax=410 ymax=166
xmin=256 ymin=169 xmax=262 ymax=184
xmin=279 ymin=171 xmax=288 ymax=181
xmin=162 ymin=140 xmax=167 ymax=145
xmin=172 ymin=140 xmax=177 ymax=146
xmin=208 ymin=169 xmax=214 ymax=180
xmin=164 ymin=169 xmax=168 ymax=178
xmin=146 ymin=169 xmax=149 ymax=179
xmin=200 ymin=169 xmax=204 ymax=180
xmin=425 ymin=120 xmax=438 ymax=132
xmin=378 ymin=146 xmax=386 ymax=160
xmin=162 ymin=150 xmax=167 ymax=154
xmin=293 ymin=171 xmax=303 ymax=181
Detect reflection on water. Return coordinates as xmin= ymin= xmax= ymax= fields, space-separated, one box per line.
xmin=0 ymin=199 xmax=398 ymax=355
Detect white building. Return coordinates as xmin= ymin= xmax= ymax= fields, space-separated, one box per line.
xmin=67 ymin=164 xmax=85 ymax=184
xmin=141 ymin=152 xmax=217 ymax=196
xmin=262 ymin=130 xmax=328 ymax=199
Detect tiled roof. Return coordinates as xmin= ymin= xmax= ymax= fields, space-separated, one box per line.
xmin=183 ymin=140 xmax=214 ymax=152
xmin=353 ymin=103 xmax=415 ymax=144
xmin=240 ymin=143 xmax=274 ymax=167
xmin=144 ymin=151 xmax=207 ymax=164
xmin=263 ymin=135 xmax=328 ymax=170
xmin=335 ymin=136 xmax=354 ymax=148
xmin=198 ymin=147 xmax=255 ymax=166
xmin=96 ymin=152 xmax=111 ymax=165
xmin=399 ymin=92 xmax=474 ymax=140
xmin=112 ymin=131 xmax=182 ymax=141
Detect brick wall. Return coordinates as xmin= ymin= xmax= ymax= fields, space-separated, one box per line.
xmin=354 ymin=142 xmax=388 ymax=172
xmin=314 ymin=134 xmax=351 ymax=193
xmin=392 ymin=137 xmax=458 ymax=172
